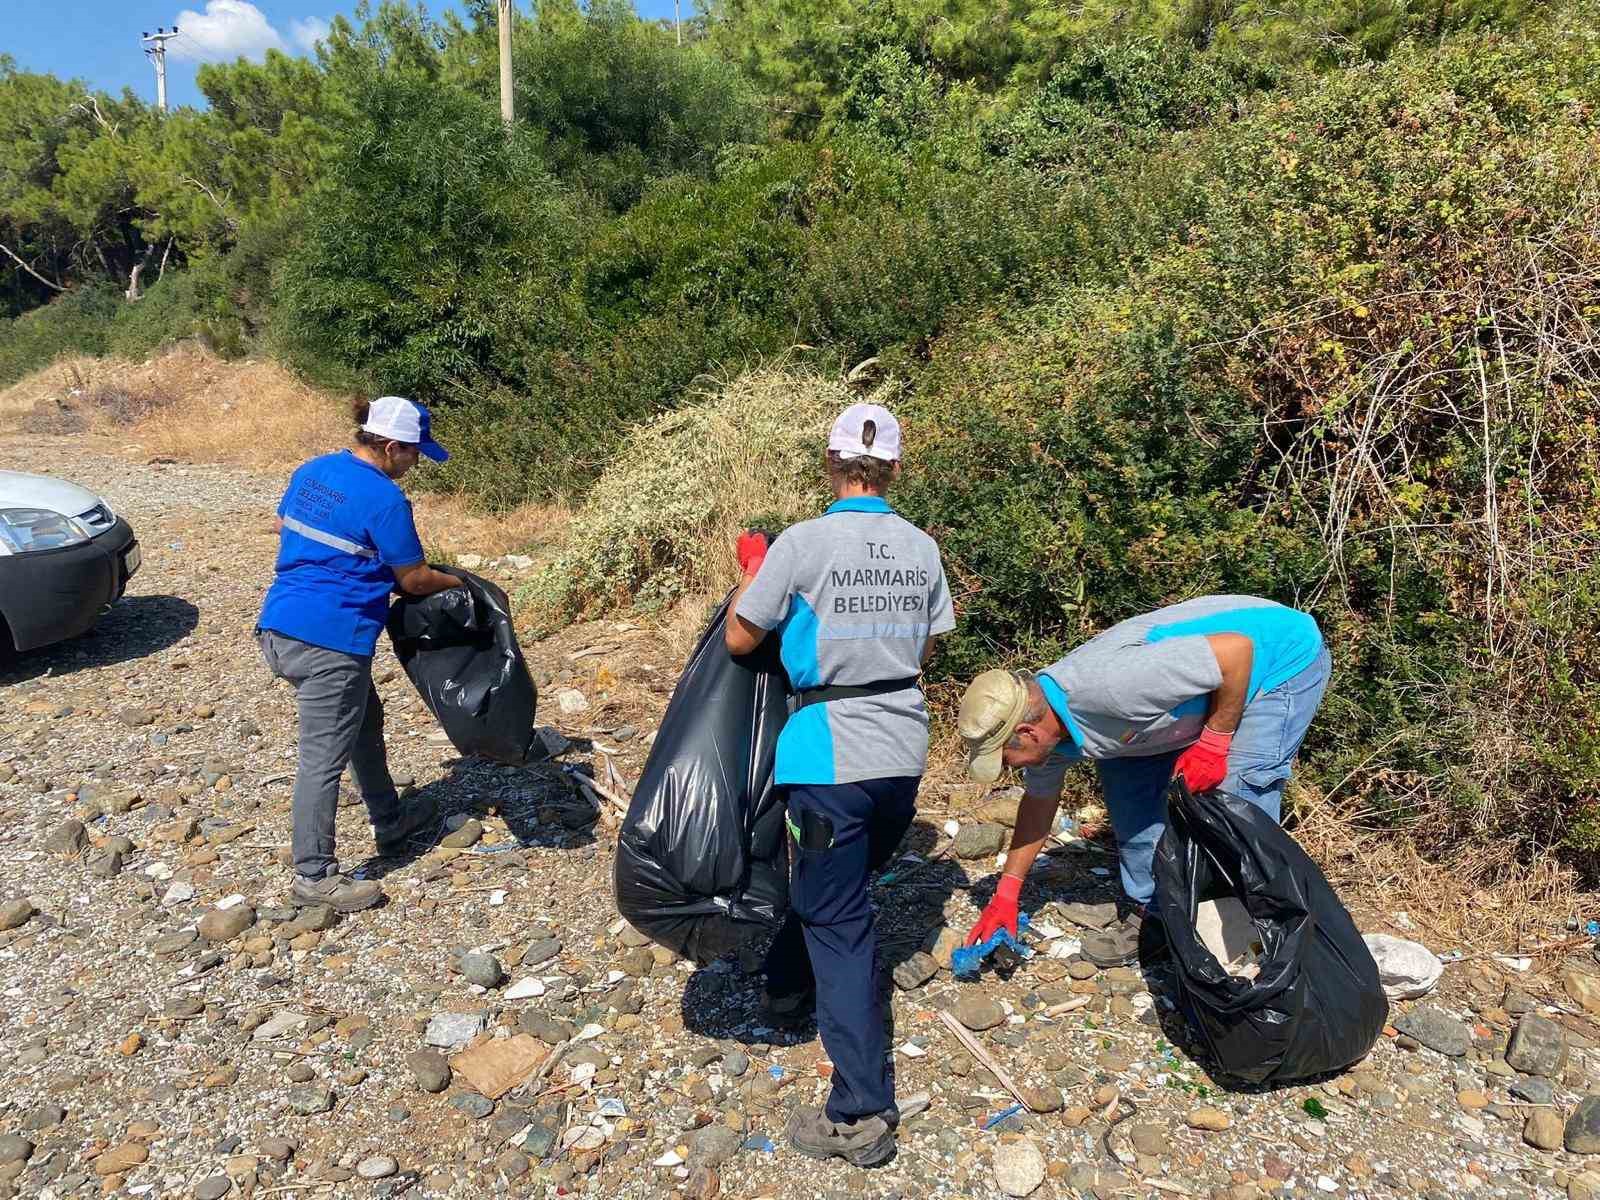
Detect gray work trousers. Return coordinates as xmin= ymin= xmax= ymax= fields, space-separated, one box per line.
xmin=258 ymin=629 xmax=400 ymax=879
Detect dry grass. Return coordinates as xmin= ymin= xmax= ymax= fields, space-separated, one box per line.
xmin=413 ymin=492 xmax=572 ymax=561
xmin=0 ymin=345 xmax=349 ymax=466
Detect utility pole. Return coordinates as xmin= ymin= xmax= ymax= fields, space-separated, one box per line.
xmin=141 ymin=27 xmax=180 ymax=114
xmin=497 ymin=0 xmax=514 ymax=126
xmin=675 ymin=1 xmax=682 ymax=45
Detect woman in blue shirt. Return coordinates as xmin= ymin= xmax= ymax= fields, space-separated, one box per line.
xmin=258 ymin=396 xmax=461 ymax=912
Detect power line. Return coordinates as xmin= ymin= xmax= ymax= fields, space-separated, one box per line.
xmin=141 ymin=27 xmax=180 ymax=115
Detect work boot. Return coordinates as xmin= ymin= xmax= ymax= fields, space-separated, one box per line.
xmin=786 ymin=1106 xmax=896 ymax=1167
xmin=1081 ymin=904 xmax=1166 ymax=968
xmin=375 ymin=793 xmax=440 ymax=857
xmin=291 ymin=872 xmax=384 ymax=913
xmin=760 ymin=986 xmax=816 ymax=1028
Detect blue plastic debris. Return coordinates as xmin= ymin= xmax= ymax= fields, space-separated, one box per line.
xmin=982 ymin=1103 xmax=1024 ymax=1130
xmin=1587 ymin=920 xmax=1599 ymax=937
xmin=743 ymin=1135 xmax=776 ymax=1153
xmin=767 ymin=1065 xmax=785 ymax=1081
xmin=951 ymin=913 xmax=1033 ymax=979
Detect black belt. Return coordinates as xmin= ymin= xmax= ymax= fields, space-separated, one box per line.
xmin=795 ymin=677 xmax=921 ymax=710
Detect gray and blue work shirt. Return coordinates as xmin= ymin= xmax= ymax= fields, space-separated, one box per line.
xmin=736 ymin=496 xmax=956 ymax=786
xmin=1023 ymin=594 xmax=1323 ymax=795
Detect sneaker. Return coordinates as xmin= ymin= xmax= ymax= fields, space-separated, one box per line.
xmin=1081 ymin=905 xmax=1167 ymax=968
xmin=375 ymin=793 xmax=440 ymax=857
xmin=760 ymin=986 xmax=816 ymax=1028
xmin=291 ymin=872 xmax=384 ymax=913
xmin=786 ymin=1106 xmax=896 ymax=1167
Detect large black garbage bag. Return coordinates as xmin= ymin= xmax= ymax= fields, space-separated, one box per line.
xmin=387 ymin=570 xmax=538 ymax=765
xmin=613 ymin=593 xmax=790 ymax=963
xmin=1153 ymin=781 xmax=1387 ymax=1086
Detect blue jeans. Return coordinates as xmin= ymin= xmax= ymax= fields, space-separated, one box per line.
xmin=1096 ymin=647 xmax=1332 ymax=908
xmin=762 ymin=777 xmax=920 ymax=1123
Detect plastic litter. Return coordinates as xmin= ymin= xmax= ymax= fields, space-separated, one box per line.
xmin=1197 ymin=896 xmax=1265 ymax=981
xmin=1362 ymin=933 xmax=1444 ymax=999
xmin=612 ymin=593 xmax=789 ymax=962
xmin=952 ymin=913 xmax=1033 ymax=978
xmin=387 ymin=571 xmax=538 ymax=765
xmin=1154 ymin=781 xmax=1387 ymax=1085
xmin=743 ymin=1135 xmax=775 ymax=1154
xmin=595 ymin=1097 xmax=627 ymax=1119
xmin=982 ymin=1103 xmax=1024 ymax=1130
xmin=767 ymin=1065 xmax=785 ymax=1081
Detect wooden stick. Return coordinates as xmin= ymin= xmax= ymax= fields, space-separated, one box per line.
xmin=1042 ymin=996 xmax=1092 ymax=1017
xmin=937 ymin=1010 xmax=1040 ymax=1112
xmin=575 ymin=776 xmax=629 ymax=815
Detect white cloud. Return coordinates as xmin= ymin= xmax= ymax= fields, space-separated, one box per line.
xmin=289 ymin=16 xmax=331 ymax=52
xmin=169 ymin=1 xmax=328 ymax=63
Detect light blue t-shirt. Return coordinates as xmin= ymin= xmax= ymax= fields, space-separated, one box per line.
xmin=259 ymin=451 xmax=426 ymax=656
xmin=1024 ymin=595 xmax=1323 ymax=792
xmin=736 ymin=496 xmax=955 ymax=786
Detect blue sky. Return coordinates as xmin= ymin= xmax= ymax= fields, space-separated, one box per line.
xmin=6 ymin=1 xmax=684 ymax=109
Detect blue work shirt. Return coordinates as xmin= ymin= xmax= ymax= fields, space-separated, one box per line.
xmin=259 ymin=451 xmax=426 ymax=656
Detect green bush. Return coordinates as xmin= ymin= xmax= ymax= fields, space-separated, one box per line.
xmin=0 ymin=284 xmax=119 ymax=386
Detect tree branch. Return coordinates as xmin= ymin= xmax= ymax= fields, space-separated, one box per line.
xmin=0 ymin=241 xmax=65 ymax=291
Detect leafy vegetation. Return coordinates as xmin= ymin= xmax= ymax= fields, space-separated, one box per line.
xmin=2 ymin=0 xmax=1598 ymax=868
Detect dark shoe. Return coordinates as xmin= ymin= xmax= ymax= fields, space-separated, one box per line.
xmin=291 ymin=872 xmax=384 ymax=913
xmin=1082 ymin=905 xmax=1167 ymax=968
xmin=760 ymin=986 xmax=816 ymax=1028
xmin=376 ymin=793 xmax=440 ymax=857
xmin=786 ymin=1106 xmax=896 ymax=1167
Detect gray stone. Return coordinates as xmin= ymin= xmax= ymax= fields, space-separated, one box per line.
xmin=151 ymin=930 xmax=199 ymax=955
xmin=518 ymin=1012 xmax=572 ymax=1045
xmin=956 ymin=993 xmax=1006 ymax=1032
xmin=992 ymin=1140 xmax=1047 ymax=1197
xmin=1526 ymin=1108 xmax=1565 ymax=1151
xmin=357 ymin=1156 xmax=398 ymax=1180
xmin=286 ymin=1085 xmax=334 ymax=1115
xmin=722 ymin=1050 xmax=750 ymax=1078
xmin=952 ymin=823 xmax=1007 ymax=860
xmin=0 ymin=1135 xmax=33 ymax=1164
xmin=688 ymin=1124 xmax=742 ymax=1168
xmin=0 ymin=899 xmax=35 ymax=931
xmin=424 ymin=1011 xmax=484 ymax=1049
xmin=117 ymin=706 xmax=156 ymax=727
xmin=22 ymin=1103 xmax=64 ymax=1131
xmin=893 ymin=952 xmax=939 ymax=991
xmin=1568 ymin=1096 xmax=1600 ymax=1153
xmin=43 ymin=819 xmax=87 ymax=856
xmin=193 ymin=1175 xmax=232 ymax=1200
xmin=440 ymin=819 xmax=483 ymax=849
xmin=496 ymin=1148 xmax=530 ymax=1178
xmin=407 ymin=1049 xmax=451 ymax=1093
xmin=520 ymin=1119 xmax=558 ymax=1158
xmin=259 ymin=1139 xmax=296 ymax=1162
xmin=88 ymin=850 xmax=123 ymax=878
xmin=1057 ymin=901 xmax=1118 ymax=930
xmin=460 ymin=952 xmax=505 ymax=989
xmin=450 ymin=1093 xmax=494 ymax=1119
xmin=522 ymin=937 xmax=562 ymax=967
xmin=294 ymin=904 xmax=337 ymax=932
xmin=1507 ymin=1014 xmax=1570 ymax=1078
xmin=1129 ymin=1124 xmax=1169 ymax=1157
xmin=1513 ymin=1076 xmax=1556 ymax=1105
xmin=1394 ymin=1005 xmax=1471 ymax=1057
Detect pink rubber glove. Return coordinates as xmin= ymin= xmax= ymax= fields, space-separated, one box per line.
xmin=1174 ymin=725 xmax=1232 ymax=794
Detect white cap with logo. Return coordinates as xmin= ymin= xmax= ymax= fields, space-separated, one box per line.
xmin=363 ymin=395 xmax=449 ymax=462
xmin=828 ymin=403 xmax=901 ymax=462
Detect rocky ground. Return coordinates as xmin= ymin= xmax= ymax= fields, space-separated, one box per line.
xmin=6 ymin=434 xmax=1600 ymax=1200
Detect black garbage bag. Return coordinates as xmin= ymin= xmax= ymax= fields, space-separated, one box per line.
xmin=1153 ymin=780 xmax=1387 ymax=1086
xmin=613 ymin=593 xmax=790 ymax=963
xmin=386 ymin=570 xmax=538 ymax=766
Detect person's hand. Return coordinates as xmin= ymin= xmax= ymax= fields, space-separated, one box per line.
xmin=735 ymin=530 xmax=770 ymax=578
xmin=966 ymin=874 xmax=1023 ymax=946
xmin=1174 ymin=725 xmax=1232 ymax=794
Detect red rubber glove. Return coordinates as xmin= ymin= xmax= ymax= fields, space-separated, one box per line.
xmin=966 ymin=874 xmax=1023 ymax=946
xmin=1174 ymin=725 xmax=1233 ymax=794
xmin=735 ymin=530 xmax=769 ymax=578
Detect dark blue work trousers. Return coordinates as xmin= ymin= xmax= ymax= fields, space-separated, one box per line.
xmin=762 ymin=776 xmax=920 ymax=1124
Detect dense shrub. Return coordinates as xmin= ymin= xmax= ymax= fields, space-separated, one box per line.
xmin=0 ymin=285 xmax=118 ymax=386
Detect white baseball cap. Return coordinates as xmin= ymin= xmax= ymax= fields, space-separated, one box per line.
xmin=363 ymin=396 xmax=448 ymax=462
xmin=828 ymin=403 xmax=901 ymax=462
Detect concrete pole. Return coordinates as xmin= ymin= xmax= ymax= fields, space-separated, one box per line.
xmin=498 ymin=0 xmax=514 ymax=126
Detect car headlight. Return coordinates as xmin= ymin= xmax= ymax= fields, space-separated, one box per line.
xmin=0 ymin=508 xmax=91 ymax=553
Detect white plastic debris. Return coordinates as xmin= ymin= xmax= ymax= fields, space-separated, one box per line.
xmin=574 ymin=1023 xmax=606 ymax=1042
xmin=1362 ymin=933 xmax=1443 ymax=999
xmin=569 ymin=1061 xmax=597 ymax=1085
xmin=504 ymin=978 xmax=546 ymax=1001
xmin=1031 ymin=921 xmax=1065 ymax=940
xmin=944 ymin=819 xmax=960 ymax=838
xmin=898 ymin=1042 xmax=927 ymax=1059
xmin=596 ymin=1097 xmax=627 ymax=1118
xmin=144 ymin=862 xmax=173 ymax=881
xmin=653 ymin=1150 xmax=684 ymax=1168
xmin=1045 ymin=938 xmax=1084 ymax=960
xmin=1494 ymin=955 xmax=1532 ymax=973
xmin=489 ymin=889 xmax=507 ymax=906
xmin=216 ymin=893 xmax=246 ymax=910
xmin=1196 ymin=897 xmax=1264 ymax=980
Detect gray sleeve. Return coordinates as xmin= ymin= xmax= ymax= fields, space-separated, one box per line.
xmin=1022 ymin=750 xmax=1074 ymax=798
xmin=733 ymin=533 xmax=796 ymax=630
xmin=1074 ymin=637 xmax=1222 ymax=722
xmin=927 ymin=554 xmax=956 ymax=636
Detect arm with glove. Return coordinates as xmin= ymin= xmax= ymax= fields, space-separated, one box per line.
xmin=1171 ymin=633 xmax=1253 ymax=793
xmin=965 ymin=787 xmax=1061 ymax=945
xmin=725 ymin=529 xmax=778 ymax=656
